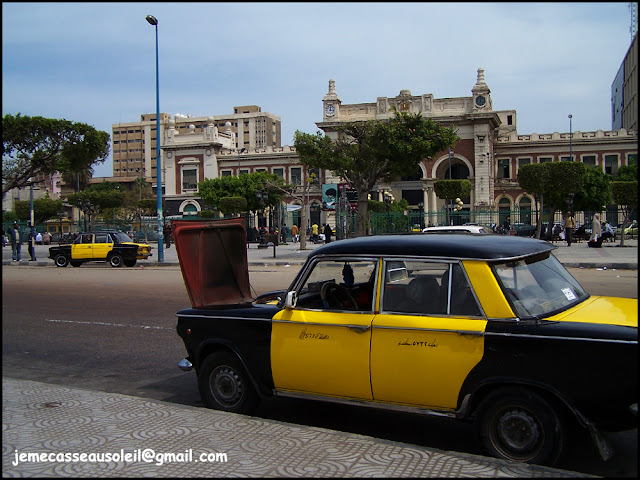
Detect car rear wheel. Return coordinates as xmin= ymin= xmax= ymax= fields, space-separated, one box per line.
xmin=476 ymin=388 xmax=565 ymax=466
xmin=123 ymin=259 xmax=137 ymax=267
xmin=108 ymin=253 xmax=123 ymax=268
xmin=54 ymin=254 xmax=68 ymax=267
xmin=198 ymin=352 xmax=258 ymax=414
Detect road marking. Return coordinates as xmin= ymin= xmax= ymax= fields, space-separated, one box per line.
xmin=45 ymin=319 xmax=173 ymax=331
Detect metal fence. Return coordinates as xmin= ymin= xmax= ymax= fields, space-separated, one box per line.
xmin=3 ymin=206 xmax=636 ymax=242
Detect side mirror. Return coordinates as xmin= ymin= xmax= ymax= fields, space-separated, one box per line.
xmin=284 ymin=291 xmax=297 ymax=309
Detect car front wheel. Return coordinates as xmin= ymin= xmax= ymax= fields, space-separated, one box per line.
xmin=476 ymin=388 xmax=565 ymax=466
xmin=54 ymin=254 xmax=68 ymax=267
xmin=108 ymin=253 xmax=123 ymax=268
xmin=198 ymin=352 xmax=258 ymax=414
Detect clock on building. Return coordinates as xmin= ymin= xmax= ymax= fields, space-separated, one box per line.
xmin=325 ymin=104 xmax=336 ymax=116
xmin=475 ymin=95 xmax=486 ymax=108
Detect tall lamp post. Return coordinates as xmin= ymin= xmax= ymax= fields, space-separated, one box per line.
xmin=418 ymin=202 xmax=424 ymax=230
xmin=568 ymin=114 xmax=573 ymax=162
xmin=146 ymin=14 xmax=164 ymax=262
xmin=256 ymin=190 xmax=268 ymax=248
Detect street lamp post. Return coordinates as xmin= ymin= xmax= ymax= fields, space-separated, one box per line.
xmin=256 ymin=190 xmax=268 ymax=248
xmin=146 ymin=14 xmax=164 ymax=263
xmin=384 ymin=191 xmax=392 ymax=234
xmin=568 ymin=114 xmax=573 ymax=162
xmin=29 ymin=180 xmax=36 ymax=261
xmin=418 ymin=202 xmax=424 ymax=230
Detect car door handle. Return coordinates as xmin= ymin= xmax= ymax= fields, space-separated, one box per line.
xmin=348 ymin=325 xmax=371 ymax=333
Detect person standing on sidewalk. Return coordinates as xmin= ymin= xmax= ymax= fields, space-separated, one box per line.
xmin=564 ymin=213 xmax=575 ymax=246
xmin=8 ymin=222 xmax=21 ymax=261
xmin=323 ymin=223 xmax=333 ymax=244
xmin=291 ymin=224 xmax=299 ymax=243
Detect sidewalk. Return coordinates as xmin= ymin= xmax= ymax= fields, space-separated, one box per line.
xmin=3 ymin=237 xmax=638 ymax=269
xmin=2 ymin=377 xmax=588 ymax=478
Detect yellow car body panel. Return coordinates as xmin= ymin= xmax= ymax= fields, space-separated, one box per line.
xmin=122 ymin=242 xmax=152 ymax=259
xmin=71 ymin=244 xmax=93 ymax=259
xmin=549 ymin=295 xmax=638 ymax=327
xmin=463 ymin=260 xmax=515 ymax=318
xmin=92 ymin=242 xmax=113 ymax=259
xmin=271 ymin=308 xmax=374 ymax=399
xmin=370 ymin=314 xmax=486 ymax=409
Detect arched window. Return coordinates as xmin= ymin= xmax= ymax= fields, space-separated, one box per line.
xmin=519 ymin=197 xmax=532 ymax=225
xmin=499 ymin=198 xmax=511 ymax=228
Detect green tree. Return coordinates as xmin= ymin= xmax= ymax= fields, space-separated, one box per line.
xmin=198 ymin=172 xmax=288 ymax=213
xmin=611 ymin=180 xmax=638 ymax=247
xmin=294 ymin=110 xmax=458 ymax=237
xmin=2 ymin=113 xmax=110 ymax=195
xmin=616 ymin=161 xmax=637 ymax=181
xmin=67 ymin=182 xmax=125 ymax=229
xmin=517 ymin=163 xmax=550 ymax=238
xmin=517 ymin=162 xmax=585 ymax=238
xmin=13 ymin=195 xmax=64 ymax=224
xmin=572 ymin=166 xmax=611 ymax=213
xmin=219 ymin=196 xmax=248 ymax=216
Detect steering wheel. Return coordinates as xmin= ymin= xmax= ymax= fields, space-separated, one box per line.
xmin=320 ymin=282 xmax=358 ymax=310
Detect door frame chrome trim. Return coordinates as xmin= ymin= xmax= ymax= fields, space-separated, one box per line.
xmin=273 ymin=389 xmax=457 ymax=418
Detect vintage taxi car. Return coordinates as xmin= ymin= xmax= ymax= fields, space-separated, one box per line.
xmin=173 ymin=218 xmax=637 ymax=466
xmin=48 ymin=231 xmax=152 ymax=267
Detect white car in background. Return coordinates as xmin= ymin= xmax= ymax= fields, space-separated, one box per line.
xmin=422 ymin=225 xmax=494 ymax=235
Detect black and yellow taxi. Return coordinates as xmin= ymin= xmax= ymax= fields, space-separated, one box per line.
xmin=48 ymin=231 xmax=152 ymax=267
xmin=173 ymin=219 xmax=637 ymax=466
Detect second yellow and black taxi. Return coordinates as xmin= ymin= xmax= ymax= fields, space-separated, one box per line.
xmin=172 ymin=218 xmax=637 ymax=467
xmin=48 ymin=231 xmax=152 ymax=267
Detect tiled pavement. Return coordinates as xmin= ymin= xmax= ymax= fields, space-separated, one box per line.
xmin=2 ymin=378 xmax=589 ymax=478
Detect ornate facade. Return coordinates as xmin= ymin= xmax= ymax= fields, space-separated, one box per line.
xmin=160 ymin=69 xmax=637 ymax=229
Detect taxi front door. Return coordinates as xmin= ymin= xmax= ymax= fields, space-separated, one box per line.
xmin=270 ymin=259 xmax=377 ymax=400
xmin=71 ymin=234 xmax=93 ymax=259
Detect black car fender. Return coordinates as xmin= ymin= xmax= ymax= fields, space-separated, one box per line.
xmin=458 ymin=376 xmax=592 ymax=429
xmin=194 ymin=337 xmax=273 ymax=399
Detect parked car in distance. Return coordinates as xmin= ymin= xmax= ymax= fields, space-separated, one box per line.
xmin=422 ymin=225 xmax=494 ymax=235
xmin=173 ymin=219 xmax=637 ymax=467
xmin=48 ymin=231 xmax=152 ymax=267
xmin=510 ymin=223 xmax=536 ymax=237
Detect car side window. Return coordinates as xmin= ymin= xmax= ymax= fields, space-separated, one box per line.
xmin=295 ymin=259 xmax=377 ymax=312
xmin=94 ymin=234 xmax=109 ymax=243
xmin=382 ymin=261 xmax=448 ymax=315
xmin=81 ymin=234 xmax=93 ymax=244
xmin=382 ymin=261 xmax=482 ymax=317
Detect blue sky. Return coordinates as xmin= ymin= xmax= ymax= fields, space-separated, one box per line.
xmin=2 ymin=2 xmax=634 ymax=178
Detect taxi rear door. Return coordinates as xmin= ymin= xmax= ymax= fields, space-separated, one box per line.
xmin=370 ymin=259 xmax=487 ymax=410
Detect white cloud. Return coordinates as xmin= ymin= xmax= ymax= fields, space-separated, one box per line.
xmin=2 ymin=2 xmax=633 ymax=179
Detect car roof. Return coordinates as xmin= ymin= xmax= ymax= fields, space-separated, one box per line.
xmin=309 ymin=234 xmax=555 ymax=262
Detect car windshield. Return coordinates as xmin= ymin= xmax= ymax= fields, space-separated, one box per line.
xmin=492 ymin=252 xmax=588 ymax=319
xmin=113 ymin=232 xmax=134 ymax=243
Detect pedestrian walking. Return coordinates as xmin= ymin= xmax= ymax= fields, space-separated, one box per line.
xmin=324 ymin=223 xmax=333 ymax=244
xmin=163 ymin=223 xmax=172 ymax=249
xmin=291 ymin=224 xmax=299 ymax=243
xmin=588 ymin=213 xmax=603 ymax=248
xmin=564 ymin=213 xmax=575 ymax=246
xmin=27 ymin=229 xmax=36 ymax=261
xmin=502 ymin=216 xmax=510 ymax=235
xmin=8 ymin=222 xmax=22 ymax=261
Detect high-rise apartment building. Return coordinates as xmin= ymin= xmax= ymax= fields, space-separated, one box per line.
xmin=111 ymin=106 xmax=281 ymax=183
xmin=612 ymin=32 xmax=637 ymax=131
